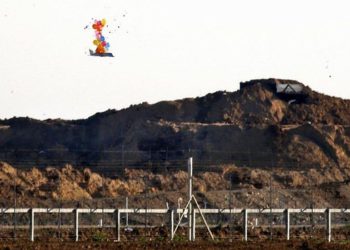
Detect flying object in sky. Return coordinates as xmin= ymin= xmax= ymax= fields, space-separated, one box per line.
xmin=89 ymin=18 xmax=114 ymax=57
xmin=89 ymin=49 xmax=114 ymax=57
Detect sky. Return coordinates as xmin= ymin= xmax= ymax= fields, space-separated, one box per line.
xmin=0 ymin=0 xmax=350 ymax=120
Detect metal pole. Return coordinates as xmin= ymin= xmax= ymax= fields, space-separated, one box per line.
xmin=74 ymin=209 xmax=79 ymax=242
xmin=326 ymin=209 xmax=331 ymax=242
xmin=284 ymin=208 xmax=290 ymax=240
xmin=188 ymin=157 xmax=193 ymax=241
xmin=29 ymin=208 xmax=34 ymax=242
xmin=191 ymin=210 xmax=196 ymax=241
xmin=170 ymin=209 xmax=174 ymax=240
xmin=116 ymin=209 xmax=120 ymax=241
xmin=243 ymin=209 xmax=248 ymax=241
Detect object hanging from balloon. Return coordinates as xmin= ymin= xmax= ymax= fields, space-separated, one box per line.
xmin=90 ymin=18 xmax=114 ymax=57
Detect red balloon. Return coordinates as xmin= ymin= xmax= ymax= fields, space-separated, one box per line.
xmin=96 ymin=44 xmax=105 ymax=54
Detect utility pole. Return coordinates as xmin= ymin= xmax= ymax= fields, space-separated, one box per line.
xmin=172 ymin=157 xmax=214 ymax=241
xmin=188 ymin=157 xmax=193 ymax=241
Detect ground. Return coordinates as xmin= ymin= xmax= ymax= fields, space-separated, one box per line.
xmin=2 ymin=240 xmax=350 ymax=250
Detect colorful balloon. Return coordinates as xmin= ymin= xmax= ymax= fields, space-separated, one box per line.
xmin=96 ymin=44 xmax=105 ymax=54
xmin=91 ymin=18 xmax=110 ymax=54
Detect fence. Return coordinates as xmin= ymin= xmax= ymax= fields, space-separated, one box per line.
xmin=0 ymin=153 xmax=350 ymax=242
xmin=0 ymin=207 xmax=349 ymax=242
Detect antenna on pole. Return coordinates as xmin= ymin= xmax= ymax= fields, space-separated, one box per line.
xmin=172 ymin=157 xmax=214 ymax=241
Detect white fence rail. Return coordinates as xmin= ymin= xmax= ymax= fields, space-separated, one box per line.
xmin=1 ymin=207 xmax=348 ymax=242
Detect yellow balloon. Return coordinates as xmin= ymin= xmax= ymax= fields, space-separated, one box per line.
xmin=93 ymin=40 xmax=100 ymax=45
xmin=101 ymin=18 xmax=106 ymax=26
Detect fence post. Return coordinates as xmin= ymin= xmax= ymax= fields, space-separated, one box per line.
xmin=74 ymin=209 xmax=79 ymax=242
xmin=326 ymin=209 xmax=331 ymax=242
xmin=284 ymin=208 xmax=290 ymax=240
xmin=29 ymin=208 xmax=34 ymax=242
xmin=243 ymin=209 xmax=248 ymax=241
xmin=191 ymin=210 xmax=196 ymax=241
xmin=170 ymin=209 xmax=174 ymax=240
xmin=116 ymin=209 xmax=120 ymax=241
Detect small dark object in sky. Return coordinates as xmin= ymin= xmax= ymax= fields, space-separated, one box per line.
xmin=329 ymin=75 xmax=332 ymax=78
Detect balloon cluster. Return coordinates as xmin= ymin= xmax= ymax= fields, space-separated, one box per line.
xmin=92 ymin=19 xmax=110 ymax=54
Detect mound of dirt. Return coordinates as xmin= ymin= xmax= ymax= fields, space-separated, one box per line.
xmin=1 ymin=78 xmax=350 ymax=172
xmin=0 ymin=78 xmax=350 ymax=208
xmin=1 ymin=161 xmax=350 ymax=209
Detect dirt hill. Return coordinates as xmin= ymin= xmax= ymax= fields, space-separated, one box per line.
xmin=0 ymin=78 xmax=350 ymax=207
xmin=1 ymin=160 xmax=349 ymax=208
xmin=1 ymin=78 xmax=350 ymax=171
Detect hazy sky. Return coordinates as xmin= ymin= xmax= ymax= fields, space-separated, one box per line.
xmin=1 ymin=0 xmax=350 ymax=120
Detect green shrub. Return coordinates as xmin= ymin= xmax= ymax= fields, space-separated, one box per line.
xmin=173 ymin=234 xmax=185 ymax=242
xmin=92 ymin=230 xmax=108 ymax=242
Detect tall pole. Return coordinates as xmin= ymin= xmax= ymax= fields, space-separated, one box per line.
xmin=188 ymin=157 xmax=193 ymax=241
